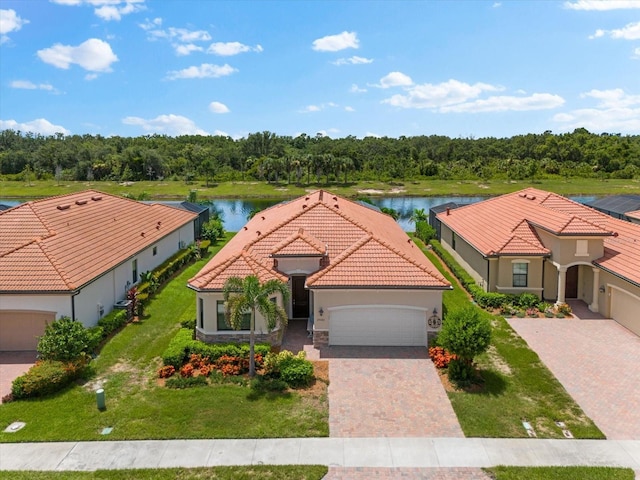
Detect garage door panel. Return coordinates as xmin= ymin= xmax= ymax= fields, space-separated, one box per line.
xmin=0 ymin=311 xmax=53 ymax=351
xmin=611 ymin=289 xmax=640 ymax=336
xmin=329 ymin=307 xmax=427 ymax=346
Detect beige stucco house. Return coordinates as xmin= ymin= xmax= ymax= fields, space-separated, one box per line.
xmin=0 ymin=190 xmax=197 ymax=351
xmin=188 ymin=190 xmax=450 ymax=347
xmin=437 ymin=188 xmax=640 ymax=336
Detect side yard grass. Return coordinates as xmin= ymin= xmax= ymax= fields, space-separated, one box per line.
xmin=420 ymin=244 xmax=604 ymax=439
xmin=0 ymin=466 xmax=328 ymax=480
xmin=0 ymin=233 xmax=328 ymax=442
xmin=485 ymin=466 xmax=635 ymax=480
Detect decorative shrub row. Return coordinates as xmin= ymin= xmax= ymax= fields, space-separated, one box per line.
xmin=161 ymin=328 xmax=271 ymax=369
xmin=263 ymin=350 xmax=314 ymax=388
xmin=137 ymin=245 xmax=198 ymax=297
xmin=97 ymin=310 xmax=129 ymax=338
xmin=11 ymin=357 xmax=89 ymax=400
xmin=414 ymin=221 xmax=436 ymax=244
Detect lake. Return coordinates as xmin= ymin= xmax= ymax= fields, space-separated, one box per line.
xmin=1 ymin=195 xmax=598 ymax=232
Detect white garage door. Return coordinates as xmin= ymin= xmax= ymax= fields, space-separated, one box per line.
xmin=0 ymin=310 xmax=53 ymax=351
xmin=329 ymin=306 xmax=427 ymax=346
xmin=610 ymin=289 xmax=640 ymax=336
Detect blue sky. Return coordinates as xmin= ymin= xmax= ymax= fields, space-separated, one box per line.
xmin=1 ymin=0 xmax=639 ymax=139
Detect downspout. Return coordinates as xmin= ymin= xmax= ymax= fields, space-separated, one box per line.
xmin=541 ymin=259 xmax=545 ymax=300
xmin=71 ymin=291 xmax=79 ymax=321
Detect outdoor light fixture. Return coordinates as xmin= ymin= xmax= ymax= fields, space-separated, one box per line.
xmin=319 ymin=307 xmax=324 ymax=316
xmin=428 ymin=307 xmax=442 ymax=329
xmin=599 ymin=285 xmax=605 ymax=293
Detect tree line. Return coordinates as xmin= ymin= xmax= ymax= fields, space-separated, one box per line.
xmin=1 ymin=128 xmax=638 ymax=184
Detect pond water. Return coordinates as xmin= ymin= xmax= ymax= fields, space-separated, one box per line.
xmin=1 ymin=195 xmax=598 ymax=232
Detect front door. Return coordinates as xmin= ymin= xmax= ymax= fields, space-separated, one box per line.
xmin=291 ymin=276 xmax=309 ymax=318
xmin=565 ymin=265 xmax=579 ymax=299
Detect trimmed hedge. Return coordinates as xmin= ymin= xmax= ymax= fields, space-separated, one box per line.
xmin=11 ymin=358 xmax=88 ymax=399
xmin=161 ymin=328 xmax=271 ymax=369
xmin=98 ymin=309 xmax=128 ymax=337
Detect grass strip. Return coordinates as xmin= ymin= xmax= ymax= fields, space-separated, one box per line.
xmin=485 ymin=466 xmax=634 ymax=480
xmin=0 ymin=465 xmax=328 ymax=480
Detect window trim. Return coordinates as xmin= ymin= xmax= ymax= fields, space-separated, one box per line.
xmin=132 ymin=259 xmax=138 ymax=284
xmin=198 ymin=298 xmax=204 ymax=329
xmin=512 ymin=261 xmax=529 ymax=288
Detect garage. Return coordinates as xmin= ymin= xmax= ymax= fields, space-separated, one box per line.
xmin=329 ymin=306 xmax=427 ymax=346
xmin=0 ymin=310 xmax=54 ymax=351
xmin=610 ymin=288 xmax=640 ymax=336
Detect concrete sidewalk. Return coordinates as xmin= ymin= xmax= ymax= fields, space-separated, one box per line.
xmin=1 ymin=438 xmax=639 ymax=471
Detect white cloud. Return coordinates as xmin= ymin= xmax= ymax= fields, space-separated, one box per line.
xmin=553 ymin=88 xmax=640 ymax=133
xmin=0 ymin=9 xmax=29 ymax=44
xmin=209 ymin=101 xmax=230 ymax=113
xmin=301 ymin=105 xmax=321 ymax=113
xmin=376 ymin=71 xmax=413 ymax=88
xmin=37 ymin=38 xmax=118 ymax=72
xmin=581 ymin=88 xmax=640 ymax=108
xmin=207 ymin=41 xmax=263 ymax=56
xmin=165 ymin=63 xmax=237 ymax=80
xmin=350 ymin=83 xmax=367 ymax=93
xmin=589 ymin=21 xmax=640 ymax=40
xmin=312 ymin=31 xmax=359 ymax=52
xmin=175 ymin=43 xmax=203 ymax=56
xmin=382 ymin=79 xmax=502 ymax=109
xmin=364 ymin=132 xmax=381 ymax=138
xmin=139 ymin=19 xmax=216 ymax=55
xmin=122 ymin=114 xmax=208 ymax=135
xmin=167 ymin=27 xmax=211 ymax=43
xmin=52 ymin=0 xmax=145 ymax=21
xmin=344 ymin=106 xmax=355 ymax=112
xmin=441 ymin=93 xmax=565 ymax=113
xmin=332 ymin=55 xmax=373 ymax=66
xmin=565 ymin=0 xmax=640 ymax=10
xmin=0 ymin=118 xmax=70 ymax=135
xmin=633 ymin=47 xmax=640 ymax=59
xmin=493 ymin=2 xmax=502 ymax=7
xmin=10 ymin=80 xmax=56 ymax=91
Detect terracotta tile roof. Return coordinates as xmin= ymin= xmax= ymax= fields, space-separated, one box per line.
xmin=437 ymin=187 xmax=640 ymax=286
xmin=270 ymin=228 xmax=326 ymax=256
xmin=189 ymin=190 xmax=449 ymax=291
xmin=0 ymin=190 xmax=196 ymax=292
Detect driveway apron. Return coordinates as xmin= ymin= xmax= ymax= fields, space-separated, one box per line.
xmin=508 ymin=318 xmax=640 ymax=440
xmin=323 ymin=347 xmax=463 ymax=438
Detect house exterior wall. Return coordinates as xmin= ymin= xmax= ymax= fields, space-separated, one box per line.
xmin=495 ymin=257 xmax=545 ymax=297
xmin=195 ymin=290 xmax=286 ymax=345
xmin=440 ymin=224 xmax=489 ymax=289
xmin=535 ymin=230 xmax=604 ymax=265
xmin=0 ymin=295 xmax=71 ymax=320
xmin=543 ymin=259 xmax=559 ymax=301
xmin=276 ymin=257 xmax=322 ymax=275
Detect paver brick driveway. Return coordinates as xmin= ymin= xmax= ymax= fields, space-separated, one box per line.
xmin=508 ymin=318 xmax=640 ymax=440
xmin=321 ymin=347 xmax=463 ymax=438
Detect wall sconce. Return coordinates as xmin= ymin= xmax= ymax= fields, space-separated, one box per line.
xmin=599 ymin=285 xmax=605 ymax=293
xmin=428 ymin=307 xmax=442 ymax=329
xmin=319 ymin=307 xmax=324 ymax=316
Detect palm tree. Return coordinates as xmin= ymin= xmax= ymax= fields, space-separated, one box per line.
xmin=223 ymin=275 xmax=290 ymax=377
xmin=410 ymin=208 xmax=427 ymax=224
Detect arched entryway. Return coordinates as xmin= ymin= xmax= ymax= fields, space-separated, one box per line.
xmin=565 ymin=265 xmax=579 ymax=299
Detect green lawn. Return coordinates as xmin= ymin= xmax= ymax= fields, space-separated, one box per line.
xmin=0 ymin=233 xmax=328 ymax=442
xmin=421 ymin=245 xmax=604 ymax=439
xmin=1 ymin=177 xmax=639 ymax=200
xmin=485 ymin=466 xmax=635 ymax=480
xmin=0 ymin=466 xmax=328 ymax=480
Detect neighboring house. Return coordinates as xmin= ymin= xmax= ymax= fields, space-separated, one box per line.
xmin=429 ymin=201 xmax=466 ymax=240
xmin=587 ymin=194 xmax=640 ymax=223
xmin=437 ymin=188 xmax=640 ymax=336
xmin=145 ymin=200 xmax=210 ymax=238
xmin=0 ymin=190 xmax=197 ymax=351
xmin=188 ymin=190 xmax=450 ymax=347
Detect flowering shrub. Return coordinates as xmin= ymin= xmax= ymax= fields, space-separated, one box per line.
xmin=180 ymin=364 xmax=194 ymax=378
xmin=526 ymin=307 xmax=539 ymax=317
xmin=556 ymin=303 xmax=572 ymax=315
xmin=188 ymin=353 xmax=210 ymax=369
xmin=428 ymin=346 xmax=458 ymax=369
xmin=215 ymin=355 xmax=247 ymax=376
xmin=199 ymin=364 xmax=214 ymax=376
xmin=158 ymin=365 xmax=176 ymax=378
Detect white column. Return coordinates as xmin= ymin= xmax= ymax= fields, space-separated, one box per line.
xmin=589 ymin=267 xmax=600 ymax=312
xmin=556 ymin=266 xmax=567 ymax=304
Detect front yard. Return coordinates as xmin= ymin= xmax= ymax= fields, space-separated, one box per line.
xmin=0 ymin=233 xmax=328 ymax=442
xmin=422 ymin=246 xmax=604 ymax=439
